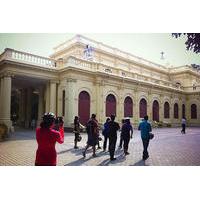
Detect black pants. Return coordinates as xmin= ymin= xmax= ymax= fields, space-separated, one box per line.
xmin=181 ymin=124 xmax=186 ymax=133
xmin=109 ymin=136 xmax=117 ymax=159
xmin=123 ymin=136 xmax=130 ymax=153
xmin=142 ymin=138 xmax=150 ymax=159
xmin=103 ymin=135 xmax=108 ymax=150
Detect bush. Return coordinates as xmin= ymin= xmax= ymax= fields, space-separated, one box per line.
xmin=0 ymin=124 xmax=8 ymax=141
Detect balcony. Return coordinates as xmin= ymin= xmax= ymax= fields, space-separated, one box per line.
xmin=0 ymin=48 xmax=56 ymax=68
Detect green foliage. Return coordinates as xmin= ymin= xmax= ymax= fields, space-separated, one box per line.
xmin=172 ymin=33 xmax=200 ymax=54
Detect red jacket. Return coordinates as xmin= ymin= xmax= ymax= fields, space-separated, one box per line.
xmin=35 ymin=126 xmax=64 ymax=166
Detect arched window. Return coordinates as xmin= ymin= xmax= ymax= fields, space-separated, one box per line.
xmin=152 ymin=100 xmax=159 ymax=121
xmin=174 ymin=103 xmax=179 ymax=119
xmin=164 ymin=102 xmax=170 ymax=118
xmin=139 ymin=98 xmax=147 ymax=118
xmin=182 ymin=104 xmax=185 ymax=118
xmin=78 ymin=91 xmax=90 ymax=125
xmin=124 ymin=96 xmax=133 ymax=117
xmin=191 ymin=104 xmax=197 ymax=119
xmin=106 ymin=94 xmax=116 ymax=117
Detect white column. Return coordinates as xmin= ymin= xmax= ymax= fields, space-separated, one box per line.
xmin=0 ymin=77 xmax=3 ymax=119
xmin=65 ymin=78 xmax=76 ymax=127
xmin=45 ymin=82 xmax=50 ymax=112
xmin=38 ymin=86 xmax=44 ymax=124
xmin=0 ymin=75 xmax=12 ymax=130
xmin=25 ymin=88 xmax=32 ymax=128
xmin=49 ymin=81 xmax=57 ymax=114
xmin=160 ymin=97 xmax=164 ymax=122
xmin=57 ymin=84 xmax=63 ymax=117
xmin=134 ymin=89 xmax=139 ymax=123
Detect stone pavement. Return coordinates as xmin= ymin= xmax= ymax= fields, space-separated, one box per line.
xmin=0 ymin=127 xmax=200 ymax=166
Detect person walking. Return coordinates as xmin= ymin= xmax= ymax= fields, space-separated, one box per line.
xmin=121 ymin=118 xmax=133 ymax=155
xmin=35 ymin=112 xmax=64 ymax=166
xmin=82 ymin=114 xmax=99 ymax=158
xmin=73 ymin=116 xmax=84 ymax=149
xmin=102 ymin=117 xmax=111 ymax=151
xmin=108 ymin=115 xmax=120 ymax=161
xmin=181 ymin=117 xmax=186 ymax=134
xmin=138 ymin=115 xmax=152 ymax=160
xmin=119 ymin=119 xmax=125 ymax=148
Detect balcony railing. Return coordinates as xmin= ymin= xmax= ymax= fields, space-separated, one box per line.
xmin=65 ymin=56 xmax=184 ymax=91
xmin=0 ymin=48 xmax=56 ymax=68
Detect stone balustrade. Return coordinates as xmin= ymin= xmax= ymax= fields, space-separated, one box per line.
xmin=65 ymin=56 xmax=184 ymax=91
xmin=0 ymin=48 xmax=56 ymax=68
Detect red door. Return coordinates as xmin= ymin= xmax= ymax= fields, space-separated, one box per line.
xmin=106 ymin=94 xmax=116 ymax=117
xmin=153 ymin=100 xmax=159 ymax=121
xmin=124 ymin=96 xmax=133 ymax=117
xmin=139 ymin=98 xmax=147 ymax=118
xmin=78 ymin=91 xmax=90 ymax=125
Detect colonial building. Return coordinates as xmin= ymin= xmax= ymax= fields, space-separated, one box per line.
xmin=0 ymin=34 xmax=200 ymax=131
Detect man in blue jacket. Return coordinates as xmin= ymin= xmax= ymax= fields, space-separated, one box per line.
xmin=138 ymin=115 xmax=152 ymax=160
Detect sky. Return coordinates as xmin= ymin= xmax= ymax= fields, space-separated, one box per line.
xmin=0 ymin=33 xmax=199 ymax=67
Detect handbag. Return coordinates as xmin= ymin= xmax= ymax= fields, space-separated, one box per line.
xmin=149 ymin=133 xmax=154 ymax=140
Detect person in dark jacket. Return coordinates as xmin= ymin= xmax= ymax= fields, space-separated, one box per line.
xmin=138 ymin=115 xmax=152 ymax=160
xmin=102 ymin=117 xmax=111 ymax=151
xmin=121 ymin=118 xmax=133 ymax=155
xmin=108 ymin=115 xmax=120 ymax=161
xmin=82 ymin=114 xmax=99 ymax=158
xmin=119 ymin=119 xmax=125 ymax=148
xmin=73 ymin=116 xmax=84 ymax=149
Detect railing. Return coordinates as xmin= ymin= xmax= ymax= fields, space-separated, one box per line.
xmin=0 ymin=48 xmax=56 ymax=68
xmin=183 ymin=85 xmax=200 ymax=92
xmin=65 ymin=56 xmax=185 ymax=91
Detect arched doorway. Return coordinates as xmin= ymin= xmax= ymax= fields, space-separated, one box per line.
xmin=124 ymin=96 xmax=133 ymax=117
xmin=78 ymin=91 xmax=90 ymax=125
xmin=164 ymin=102 xmax=170 ymax=118
xmin=152 ymin=100 xmax=159 ymax=121
xmin=106 ymin=94 xmax=116 ymax=117
xmin=139 ymin=98 xmax=147 ymax=118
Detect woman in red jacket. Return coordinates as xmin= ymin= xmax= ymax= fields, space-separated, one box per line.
xmin=35 ymin=112 xmax=64 ymax=166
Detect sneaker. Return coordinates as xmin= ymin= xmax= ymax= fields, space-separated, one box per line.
xmin=110 ymin=157 xmax=117 ymax=161
xmin=74 ymin=146 xmax=79 ymax=149
xmin=125 ymin=152 xmax=130 ymax=155
xmin=92 ymin=154 xmax=97 ymax=157
xmin=82 ymin=151 xmax=86 ymax=158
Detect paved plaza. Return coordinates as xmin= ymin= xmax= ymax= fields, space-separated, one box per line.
xmin=0 ymin=127 xmax=200 ymax=166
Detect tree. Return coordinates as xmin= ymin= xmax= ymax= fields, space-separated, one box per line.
xmin=172 ymin=33 xmax=200 ymax=54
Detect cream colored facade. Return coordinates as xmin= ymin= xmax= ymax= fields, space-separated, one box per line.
xmin=0 ymin=34 xmax=200 ymax=131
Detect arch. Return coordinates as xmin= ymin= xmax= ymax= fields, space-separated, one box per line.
xmin=78 ymin=91 xmax=90 ymax=125
xmin=191 ymin=104 xmax=197 ymax=119
xmin=164 ymin=101 xmax=170 ymax=119
xmin=174 ymin=103 xmax=179 ymax=119
xmin=124 ymin=96 xmax=133 ymax=117
xmin=139 ymin=98 xmax=147 ymax=118
xmin=106 ymin=94 xmax=116 ymax=117
xmin=182 ymin=104 xmax=186 ymax=118
xmin=152 ymin=100 xmax=159 ymax=121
